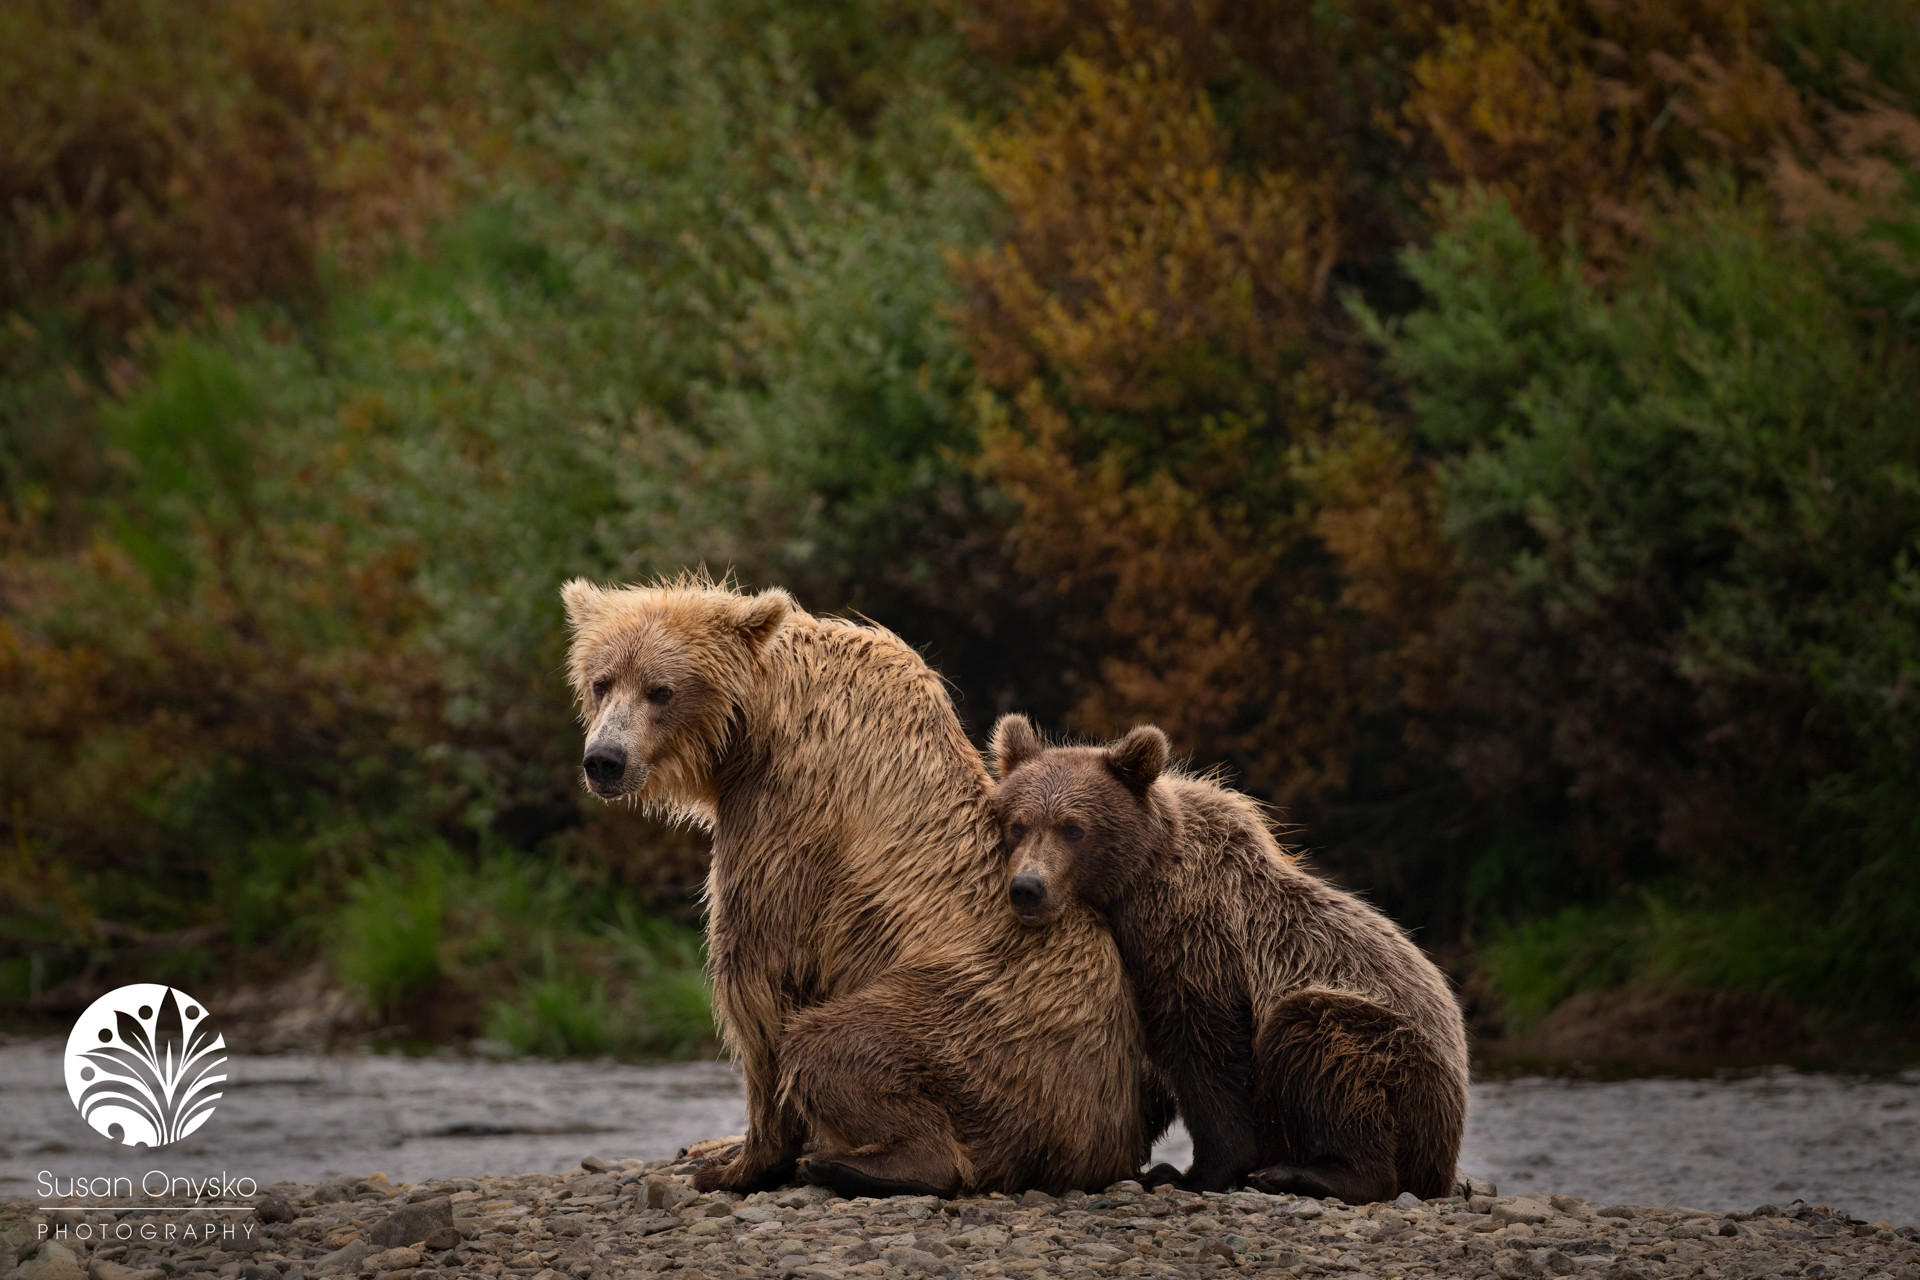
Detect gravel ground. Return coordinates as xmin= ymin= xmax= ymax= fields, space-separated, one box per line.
xmin=9 ymin=1043 xmax=1918 ymax=1223
xmin=6 ymin=1151 xmax=1917 ymax=1280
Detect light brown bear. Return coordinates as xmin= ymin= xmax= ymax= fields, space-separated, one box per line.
xmin=562 ymin=575 xmax=1163 ymax=1196
xmin=989 ymin=714 xmax=1470 ymax=1202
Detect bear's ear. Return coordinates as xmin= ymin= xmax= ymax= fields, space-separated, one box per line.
xmin=989 ymin=714 xmax=1043 ymax=779
xmin=1105 ymin=725 xmax=1168 ymax=793
xmin=730 ymin=587 xmax=794 ymax=652
xmin=561 ymin=578 xmax=606 ymax=631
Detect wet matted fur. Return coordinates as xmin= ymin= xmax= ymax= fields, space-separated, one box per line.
xmin=562 ymin=576 xmax=1161 ymax=1195
xmin=990 ymin=715 xmax=1470 ymax=1200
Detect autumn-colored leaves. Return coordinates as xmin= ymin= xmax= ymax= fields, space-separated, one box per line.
xmin=948 ymin=0 xmax=1920 ymax=953
xmin=6 ymin=0 xmax=1919 ymax=1020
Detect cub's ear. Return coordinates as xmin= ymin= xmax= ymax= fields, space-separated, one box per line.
xmin=1106 ymin=725 xmax=1168 ymax=792
xmin=989 ymin=714 xmax=1043 ymax=779
xmin=561 ymin=578 xmax=606 ymax=631
xmin=731 ymin=587 xmax=794 ymax=652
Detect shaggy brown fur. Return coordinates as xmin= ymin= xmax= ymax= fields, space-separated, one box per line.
xmin=989 ymin=715 xmax=1470 ymax=1202
xmin=562 ymin=576 xmax=1162 ymax=1197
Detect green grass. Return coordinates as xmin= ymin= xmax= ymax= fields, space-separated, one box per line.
xmin=1480 ymin=889 xmax=1853 ymax=1031
xmin=334 ymin=853 xmax=448 ymax=1017
xmin=332 ymin=849 xmax=714 ymax=1058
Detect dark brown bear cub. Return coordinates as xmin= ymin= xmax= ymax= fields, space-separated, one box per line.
xmin=990 ymin=715 xmax=1470 ymax=1202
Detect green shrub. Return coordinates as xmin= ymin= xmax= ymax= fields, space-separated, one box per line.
xmin=335 ymin=855 xmax=447 ymax=1016
xmin=1481 ymin=891 xmax=1855 ymax=1031
xmin=1389 ymin=190 xmax=1920 ymax=1017
xmin=0 ymin=0 xmax=997 ymax=1019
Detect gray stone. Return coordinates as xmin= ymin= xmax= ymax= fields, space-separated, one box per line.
xmin=253 ymin=1199 xmax=296 ymax=1227
xmin=730 ymin=1208 xmax=777 ymax=1226
xmin=578 ymin=1158 xmax=609 ymax=1174
xmin=1492 ymin=1248 xmax=1530 ymax=1279
xmin=1494 ymin=1199 xmax=1554 ymax=1227
xmin=90 ymin=1260 xmax=166 ymax=1280
xmin=1529 ymin=1247 xmax=1576 ymax=1275
xmin=420 ymin=1229 xmax=462 ymax=1253
xmin=878 ymin=1246 xmax=951 ymax=1275
xmin=365 ymin=1249 xmax=421 ymax=1273
xmin=1395 ymin=1192 xmax=1424 ymax=1210
xmin=370 ymin=1200 xmax=453 ymax=1249
xmin=19 ymin=1260 xmax=89 ymax=1280
xmin=309 ymin=1240 xmax=370 ymax=1276
xmin=231 ymin=1229 xmax=269 ymax=1256
xmin=645 ymin=1178 xmax=698 ymax=1212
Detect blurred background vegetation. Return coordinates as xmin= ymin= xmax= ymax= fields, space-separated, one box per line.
xmin=2 ymin=0 xmax=1916 ymax=1061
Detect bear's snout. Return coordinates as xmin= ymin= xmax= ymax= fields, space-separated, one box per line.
xmin=583 ymin=742 xmax=629 ymax=791
xmin=1009 ymin=872 xmax=1048 ymax=923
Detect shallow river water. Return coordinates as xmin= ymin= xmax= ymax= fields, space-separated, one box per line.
xmin=2 ymin=1039 xmax=1914 ymax=1226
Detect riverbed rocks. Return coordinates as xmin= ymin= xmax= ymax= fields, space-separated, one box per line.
xmin=5 ymin=1155 xmax=1918 ymax=1280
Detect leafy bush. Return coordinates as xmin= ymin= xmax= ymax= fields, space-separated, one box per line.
xmin=1389 ymin=190 xmax=1920 ymax=1015
xmin=7 ymin=0 xmax=1920 ymax=1051
xmin=0 ymin=0 xmax=1003 ymax=1027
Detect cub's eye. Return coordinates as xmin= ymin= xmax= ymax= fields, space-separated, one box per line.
xmin=590 ymin=679 xmax=610 ymax=700
xmin=648 ymin=686 xmax=674 ymax=705
xmin=1063 ymin=825 xmax=1085 ymax=842
xmin=1007 ymin=824 xmax=1026 ymax=845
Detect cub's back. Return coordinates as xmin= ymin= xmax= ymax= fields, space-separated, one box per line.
xmin=1156 ymin=777 xmax=1465 ymax=1060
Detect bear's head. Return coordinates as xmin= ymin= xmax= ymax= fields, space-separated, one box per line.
xmin=988 ymin=714 xmax=1171 ymax=927
xmin=561 ymin=576 xmax=793 ymax=812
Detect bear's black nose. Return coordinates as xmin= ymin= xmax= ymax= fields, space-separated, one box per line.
xmin=584 ymin=743 xmax=628 ymax=786
xmin=1009 ymin=874 xmax=1047 ymax=915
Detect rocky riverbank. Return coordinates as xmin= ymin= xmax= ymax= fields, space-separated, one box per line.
xmin=6 ymin=1147 xmax=1917 ymax=1280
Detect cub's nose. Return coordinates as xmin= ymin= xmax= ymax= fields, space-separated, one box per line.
xmin=583 ymin=743 xmax=628 ymax=787
xmin=1009 ymin=873 xmax=1047 ymax=916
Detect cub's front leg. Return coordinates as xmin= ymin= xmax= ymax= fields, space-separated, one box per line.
xmin=1173 ymin=1070 xmax=1262 ymax=1192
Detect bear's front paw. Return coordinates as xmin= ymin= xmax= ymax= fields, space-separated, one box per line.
xmin=689 ymin=1149 xmax=793 ymax=1194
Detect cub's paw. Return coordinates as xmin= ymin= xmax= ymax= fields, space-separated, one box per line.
xmin=1140 ymin=1163 xmax=1184 ymax=1189
xmin=1245 ymin=1164 xmax=1330 ymax=1197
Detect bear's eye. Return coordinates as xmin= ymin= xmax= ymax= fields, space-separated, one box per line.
xmin=1063 ymin=824 xmax=1085 ymax=842
xmin=648 ymin=685 xmax=674 ymax=705
xmin=1008 ymin=823 xmax=1026 ymax=845
xmin=591 ymin=679 xmax=611 ymax=701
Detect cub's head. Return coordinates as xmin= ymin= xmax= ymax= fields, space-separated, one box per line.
xmin=988 ymin=714 xmax=1171 ymax=927
xmin=561 ymin=577 xmax=793 ymax=812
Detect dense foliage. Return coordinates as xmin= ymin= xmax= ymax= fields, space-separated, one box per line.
xmin=3 ymin=0 xmax=1916 ymax=1053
